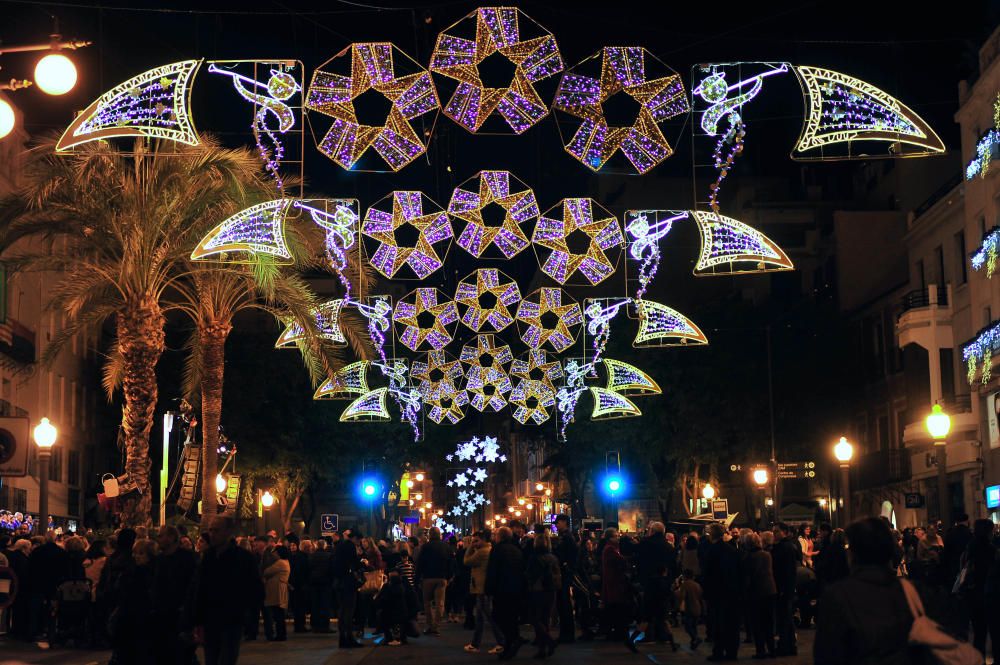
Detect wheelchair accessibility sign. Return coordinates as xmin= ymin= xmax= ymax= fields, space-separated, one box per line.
xmin=321 ymin=514 xmax=339 ymax=536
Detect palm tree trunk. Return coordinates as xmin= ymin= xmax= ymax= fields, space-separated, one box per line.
xmin=199 ymin=321 xmax=231 ymax=518
xmin=118 ymin=297 xmax=165 ymax=527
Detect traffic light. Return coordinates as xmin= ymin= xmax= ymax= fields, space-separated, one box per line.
xmin=603 ymin=475 xmax=624 ymax=496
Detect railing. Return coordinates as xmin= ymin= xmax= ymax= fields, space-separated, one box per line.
xmin=0 ymin=398 xmax=28 ymax=418
xmin=899 ymin=285 xmax=948 ymax=316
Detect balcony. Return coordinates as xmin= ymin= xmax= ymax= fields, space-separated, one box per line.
xmin=896 ymin=284 xmax=953 ymax=351
xmin=0 ymin=319 xmax=35 ymax=367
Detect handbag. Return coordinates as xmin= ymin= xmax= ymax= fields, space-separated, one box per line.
xmin=102 ymin=473 xmax=120 ymax=498
xmin=360 ymin=569 xmax=385 ymax=594
xmin=899 ymin=578 xmax=983 ymax=665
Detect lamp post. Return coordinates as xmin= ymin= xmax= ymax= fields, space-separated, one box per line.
xmin=926 ymin=404 xmax=952 ymax=525
xmin=33 ymin=418 xmax=56 ymax=535
xmin=833 ymin=437 xmax=854 ymax=526
xmin=702 ymin=483 xmax=715 ymax=514
xmin=752 ymin=468 xmax=769 ymax=528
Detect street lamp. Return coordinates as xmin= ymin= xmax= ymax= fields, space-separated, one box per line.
xmin=215 ymin=474 xmax=227 ymax=494
xmin=34 ymin=53 xmax=77 ymax=95
xmin=834 ymin=436 xmax=854 ymax=525
xmin=0 ymin=99 xmax=14 ymax=140
xmin=752 ymin=468 xmax=769 ymax=528
xmin=261 ymin=490 xmax=275 ymax=508
xmin=535 ymin=482 xmax=544 ymax=492
xmin=32 ymin=418 xmax=56 ymax=534
xmin=702 ymin=483 xmax=716 ymax=501
xmin=415 ymin=473 xmax=425 ymax=482
xmin=926 ymin=404 xmax=952 ymax=525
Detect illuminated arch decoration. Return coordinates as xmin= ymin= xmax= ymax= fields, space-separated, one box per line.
xmin=191 ymin=199 xmax=294 ymax=262
xmin=792 ymin=66 xmax=945 ymax=160
xmin=455 ymin=268 xmax=522 ymax=333
xmin=510 ymin=349 xmax=563 ymax=425
xmin=603 ymin=358 xmax=661 ymax=396
xmin=460 ymin=334 xmax=513 ymax=412
xmin=340 ymin=387 xmax=391 ymax=422
xmin=448 ymin=170 xmax=539 ymax=259
xmin=533 ymin=198 xmax=624 ymax=286
xmin=56 ymin=59 xmax=202 ymax=152
xmin=392 ymin=288 xmax=458 ymax=351
xmin=361 ymin=191 xmax=453 ymax=280
xmin=275 ymin=299 xmax=346 ymax=347
xmin=691 ymin=211 xmax=793 ymax=276
xmin=634 ymin=300 xmax=708 ymax=348
xmin=314 ymin=361 xmax=370 ymax=400
xmin=552 ymin=47 xmax=689 ymax=173
xmin=515 ymin=287 xmax=582 ymax=352
xmin=304 ymin=42 xmax=439 ymax=171
xmin=589 ymin=387 xmax=641 ymax=420
xmin=972 ymin=228 xmax=1000 ymax=278
xmin=412 ymin=350 xmax=467 ymax=424
xmin=429 ymin=7 xmax=563 ymax=134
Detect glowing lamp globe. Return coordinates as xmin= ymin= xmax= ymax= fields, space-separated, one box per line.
xmin=33 ymin=418 xmax=57 ymax=449
xmin=752 ymin=468 xmax=769 ymax=487
xmin=607 ymin=479 xmax=621 ymax=493
xmin=35 ymin=53 xmax=77 ymax=95
xmin=415 ymin=472 xmax=425 ymax=482
xmin=0 ymin=99 xmax=14 ymax=140
xmin=702 ymin=483 xmax=716 ymax=500
xmin=765 ymin=498 xmax=774 ymax=507
xmin=926 ymin=404 xmax=951 ymax=441
xmin=526 ymin=503 xmax=534 ymax=510
xmin=363 ymin=483 xmax=376 ymax=497
xmin=405 ymin=479 xmax=414 ymax=489
xmin=425 ymin=502 xmax=432 ymax=509
xmin=261 ymin=490 xmax=275 ymax=508
xmin=215 ymin=474 xmax=227 ymax=493
xmin=834 ymin=436 xmax=854 ymax=463
xmin=535 ymin=482 xmax=544 ymax=492
xmin=517 ymin=497 xmax=526 ymax=506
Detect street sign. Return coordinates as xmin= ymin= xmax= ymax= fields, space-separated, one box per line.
xmin=905 ymin=493 xmax=925 ymax=509
xmin=320 ymin=513 xmax=339 ymax=536
xmin=776 ymin=461 xmax=817 ymax=479
xmin=712 ymin=499 xmax=729 ymax=521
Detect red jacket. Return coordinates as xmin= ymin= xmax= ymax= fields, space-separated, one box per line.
xmin=601 ymin=543 xmax=630 ymax=605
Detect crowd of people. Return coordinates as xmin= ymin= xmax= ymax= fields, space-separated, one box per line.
xmin=0 ymin=512 xmax=996 ymax=664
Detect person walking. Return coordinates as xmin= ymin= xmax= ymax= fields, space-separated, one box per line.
xmin=262 ymin=546 xmax=291 ymax=642
xmin=961 ymin=519 xmax=997 ymax=654
xmin=634 ymin=521 xmax=675 ymax=646
xmin=286 ymin=536 xmax=310 ymax=634
xmin=703 ymin=522 xmax=741 ymax=662
xmin=486 ymin=526 xmax=526 ymax=661
xmin=741 ymin=531 xmax=777 ymax=659
xmin=553 ymin=515 xmax=578 ymax=644
xmin=332 ymin=530 xmax=363 ymax=649
xmin=771 ymin=522 xmax=801 ymax=657
xmin=153 ymin=525 xmax=198 ymax=665
xmin=526 ymin=531 xmax=561 ymax=659
xmin=308 ymin=538 xmax=333 ymax=633
xmin=415 ymin=526 xmax=453 ymax=636
xmin=600 ymin=528 xmax=632 ymax=644
xmin=674 ymin=569 xmax=703 ymax=650
xmin=463 ymin=530 xmax=504 ymax=655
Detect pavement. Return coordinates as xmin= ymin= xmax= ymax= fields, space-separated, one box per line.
xmin=0 ymin=621 xmax=819 ymax=665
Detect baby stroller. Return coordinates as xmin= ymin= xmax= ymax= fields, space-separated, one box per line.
xmin=54 ymin=579 xmax=91 ymax=647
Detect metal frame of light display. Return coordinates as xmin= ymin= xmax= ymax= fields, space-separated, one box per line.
xmin=191 ymin=199 xmax=295 ymax=263
xmin=448 ymin=170 xmax=539 ymax=259
xmin=430 ymin=7 xmax=564 ymax=134
xmin=460 ymin=334 xmax=514 ymax=412
xmin=515 ymin=287 xmax=583 ymax=352
xmin=509 ymin=349 xmax=563 ymax=425
xmin=305 ymin=42 xmax=440 ymax=172
xmin=341 ymin=387 xmax=391 ymax=422
xmin=454 ymin=268 xmax=522 ymax=333
xmin=314 ymin=361 xmax=370 ymax=400
xmin=361 ymin=191 xmax=454 ymax=280
xmin=691 ymin=210 xmax=794 ymax=276
xmin=633 ymin=300 xmax=709 ymax=348
xmin=412 ymin=350 xmax=468 ymax=424
xmin=275 ymin=299 xmax=347 ymax=347
xmin=392 ymin=288 xmax=459 ymax=351
xmin=533 ymin=198 xmax=624 ymax=286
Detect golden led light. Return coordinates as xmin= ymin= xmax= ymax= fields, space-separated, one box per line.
xmin=509 ymin=349 xmax=562 ymax=425
xmin=526 ymin=503 xmax=533 ymax=510
xmin=455 ymin=269 xmax=521 ymax=333
xmin=691 ymin=211 xmax=793 ymax=276
xmin=425 ymin=502 xmax=433 ymax=509
xmin=819 ymin=498 xmax=828 ymax=507
xmin=361 ymin=191 xmax=453 ymax=280
xmin=437 ymin=509 xmax=444 ymax=516
xmin=603 ymin=358 xmax=661 ymax=396
xmin=393 ymin=288 xmax=459 ymax=351
xmin=533 ymin=199 xmax=624 ymax=286
xmin=415 ymin=493 xmax=423 ymax=501
xmin=420 ymin=507 xmax=426 ymax=513
xmin=339 ymin=388 xmax=391 ymax=422
xmin=494 ymin=514 xmax=501 ymax=521
xmin=460 ymin=334 xmax=514 ymax=413
xmin=515 ymin=510 xmax=522 ymax=517
xmin=633 ymin=300 xmax=709 ymax=348
xmin=314 ymin=361 xmax=370 ymax=401
xmin=765 ymin=498 xmax=774 ymax=507
xmin=448 ymin=170 xmax=539 ymax=260
xmin=544 ymin=489 xmax=552 ymax=497
xmin=589 ymin=387 xmax=641 ymax=420
xmin=35 ymin=53 xmax=77 ymax=95
xmin=406 ymin=479 xmax=414 ymax=488
xmin=409 ymin=499 xmax=415 ymax=506
xmin=507 ymin=506 xmax=515 ymax=513
xmin=501 ymin=518 xmax=508 ymax=524
xmin=412 ymin=350 xmax=467 ymax=425
xmin=0 ymin=98 xmax=15 ymax=140
xmin=515 ymin=288 xmax=583 ymax=352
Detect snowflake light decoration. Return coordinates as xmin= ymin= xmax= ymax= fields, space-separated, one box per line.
xmin=448 ymin=170 xmax=539 ymax=259
xmin=314 ymin=361 xmax=370 ymax=400
xmin=305 ymin=43 xmax=439 ymax=171
xmin=191 ymin=199 xmax=294 ymax=262
xmin=430 ymin=7 xmax=563 ymax=134
xmin=445 ymin=435 xmax=505 ymax=518
xmin=392 ymin=288 xmax=459 ymax=351
xmin=691 ymin=211 xmax=793 ymax=276
xmin=460 ymin=335 xmax=513 ymax=412
xmin=275 ymin=299 xmax=346 ymax=347
xmin=455 ymin=269 xmax=522 ymax=332
xmin=515 ymin=287 xmax=583 ymax=352
xmin=552 ymin=47 xmax=689 ymax=173
xmin=412 ymin=350 xmax=468 ymax=424
xmin=533 ymin=198 xmax=624 ymax=286
xmin=361 ymin=191 xmax=453 ymax=279
xmin=633 ymin=300 xmax=708 ymax=348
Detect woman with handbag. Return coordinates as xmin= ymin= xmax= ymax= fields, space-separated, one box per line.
xmin=356 ymin=537 xmax=385 ymax=639
xmin=262 ymin=546 xmax=291 ymax=642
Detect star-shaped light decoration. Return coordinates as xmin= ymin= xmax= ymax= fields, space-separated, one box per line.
xmin=448 ymin=170 xmax=539 ymax=259
xmin=361 ymin=191 xmax=454 ymax=279
xmin=460 ymin=335 xmax=514 ymax=412
xmin=305 ymin=43 xmax=440 ymax=171
xmin=393 ymin=288 xmax=459 ymax=351
xmin=455 ymin=268 xmax=522 ymax=332
xmin=454 ymin=472 xmax=469 ymax=487
xmin=430 ymin=7 xmax=563 ymax=134
xmin=532 ymin=198 xmax=624 ymax=286
xmin=515 ymin=288 xmax=583 ymax=352
xmin=411 ymin=350 xmax=467 ymax=424
xmin=473 ymin=468 xmax=488 ymax=483
xmin=552 ymin=46 xmax=689 ymax=174
xmin=509 ymin=350 xmax=563 ymax=425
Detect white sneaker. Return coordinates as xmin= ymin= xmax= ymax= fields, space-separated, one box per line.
xmin=464 ymin=644 xmax=480 ymax=653
xmin=488 ymin=645 xmax=504 ymax=654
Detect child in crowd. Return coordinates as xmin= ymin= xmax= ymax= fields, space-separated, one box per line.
xmin=674 ymin=569 xmax=704 ymax=650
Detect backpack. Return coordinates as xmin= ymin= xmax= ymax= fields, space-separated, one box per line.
xmin=899 ymin=578 xmax=983 ymax=665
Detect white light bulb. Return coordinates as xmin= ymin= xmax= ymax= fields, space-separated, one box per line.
xmin=0 ymin=99 xmax=14 ymax=140
xmin=35 ymin=53 xmax=77 ymax=95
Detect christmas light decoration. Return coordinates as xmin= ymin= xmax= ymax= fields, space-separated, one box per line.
xmin=293 ymin=199 xmax=359 ymax=294
xmin=692 ymin=63 xmax=788 ymax=212
xmin=412 ymin=350 xmax=467 ymax=424
xmin=191 ymin=199 xmax=294 ymax=262
xmin=275 ymin=299 xmax=346 ymax=347
xmin=445 ymin=435 xmax=504 ymax=519
xmin=691 ymin=211 xmax=793 ymax=275
xmin=455 ymin=268 xmax=522 ymax=332
xmin=57 ymin=60 xmax=202 ymax=151
xmin=625 ymin=210 xmax=687 ymax=301
xmin=460 ymin=334 xmax=513 ymax=412
xmin=603 ymin=358 xmax=661 ymax=396
xmin=633 ymin=300 xmax=708 ymax=348
xmin=361 ymin=191 xmax=453 ymax=280
xmin=448 ymin=170 xmax=539 ymax=259
xmin=589 ymin=387 xmax=641 ymax=420
xmin=963 ymin=322 xmax=1000 ymax=385
xmin=972 ymin=227 xmax=1000 ymax=277
xmin=305 ymin=43 xmax=439 ymax=171
xmin=515 ymin=287 xmax=582 ymax=352
xmin=340 ymin=387 xmax=391 ymax=422
xmin=968 ymin=94 xmax=1000 ymax=180
xmin=510 ymin=349 xmax=563 ymax=425
xmin=430 ymin=7 xmax=563 ymax=134
xmin=792 ymin=66 xmax=944 ymax=160
xmin=314 ymin=361 xmax=370 ymax=400
xmin=392 ymin=288 xmax=459 ymax=351
xmin=552 ymin=47 xmax=689 ymax=173
xmin=209 ymin=62 xmax=301 ymax=191
xmin=533 ymin=198 xmax=624 ymax=286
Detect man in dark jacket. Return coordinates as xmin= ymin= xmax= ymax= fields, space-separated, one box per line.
xmin=487 ymin=526 xmax=526 ymax=660
xmin=4 ymin=537 xmax=30 ymax=639
xmin=285 ymin=536 xmax=310 ymax=633
xmin=553 ymin=515 xmax=578 ymax=643
xmin=635 ymin=521 xmax=673 ymax=644
xmin=331 ymin=530 xmax=362 ymax=649
xmin=153 ymin=525 xmax=198 ymax=665
xmin=28 ymin=532 xmax=70 ymax=644
xmin=944 ymin=513 xmax=973 ymax=582
xmin=771 ymin=522 xmax=801 ymax=656
xmin=415 ymin=526 xmax=454 ymax=635
xmin=194 ymin=516 xmax=263 ymax=665
xmin=702 ymin=523 xmax=741 ymax=661
xmin=308 ymin=539 xmax=334 ymax=633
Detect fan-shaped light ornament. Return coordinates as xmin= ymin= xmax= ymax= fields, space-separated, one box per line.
xmin=552 ymin=47 xmax=689 ymax=173
xmin=533 ymin=198 xmax=624 ymax=286
xmin=455 ymin=268 xmax=522 ymax=332
xmin=393 ymin=288 xmax=458 ymax=351
xmin=275 ymin=299 xmax=347 ymax=347
xmin=314 ymin=361 xmax=370 ymax=400
xmin=57 ymin=59 xmax=202 ymax=151
xmin=589 ymin=387 xmax=641 ymax=420
xmin=305 ymin=42 xmax=439 ymax=171
xmin=361 ymin=191 xmax=453 ymax=279
xmin=412 ymin=350 xmax=468 ymax=424
xmin=603 ymin=358 xmax=661 ymax=396
xmin=448 ymin=170 xmax=539 ymax=259
xmin=430 ymin=7 xmax=563 ymax=134
xmin=691 ymin=211 xmax=793 ymax=276
xmin=191 ymin=199 xmax=294 ymax=262
xmin=633 ymin=300 xmax=708 ymax=348
xmin=792 ymin=66 xmax=944 ymax=160
xmin=340 ymin=387 xmax=391 ymax=422
xmin=460 ymin=335 xmax=513 ymax=412
xmin=515 ymin=288 xmax=582 ymax=352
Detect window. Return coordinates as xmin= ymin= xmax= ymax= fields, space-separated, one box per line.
xmin=878 ymin=415 xmax=890 ymax=451
xmin=934 ymin=245 xmax=945 ymax=288
xmin=71 ymin=380 xmax=77 ymax=426
xmin=68 ymin=489 xmax=80 ymax=517
xmin=13 ymin=488 xmax=26 ymax=514
xmin=916 ymin=259 xmax=926 ymax=289
xmin=68 ymin=449 xmax=80 ymax=487
xmin=956 ymin=231 xmax=968 ymax=285
xmin=48 ymin=447 xmax=62 ymax=483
